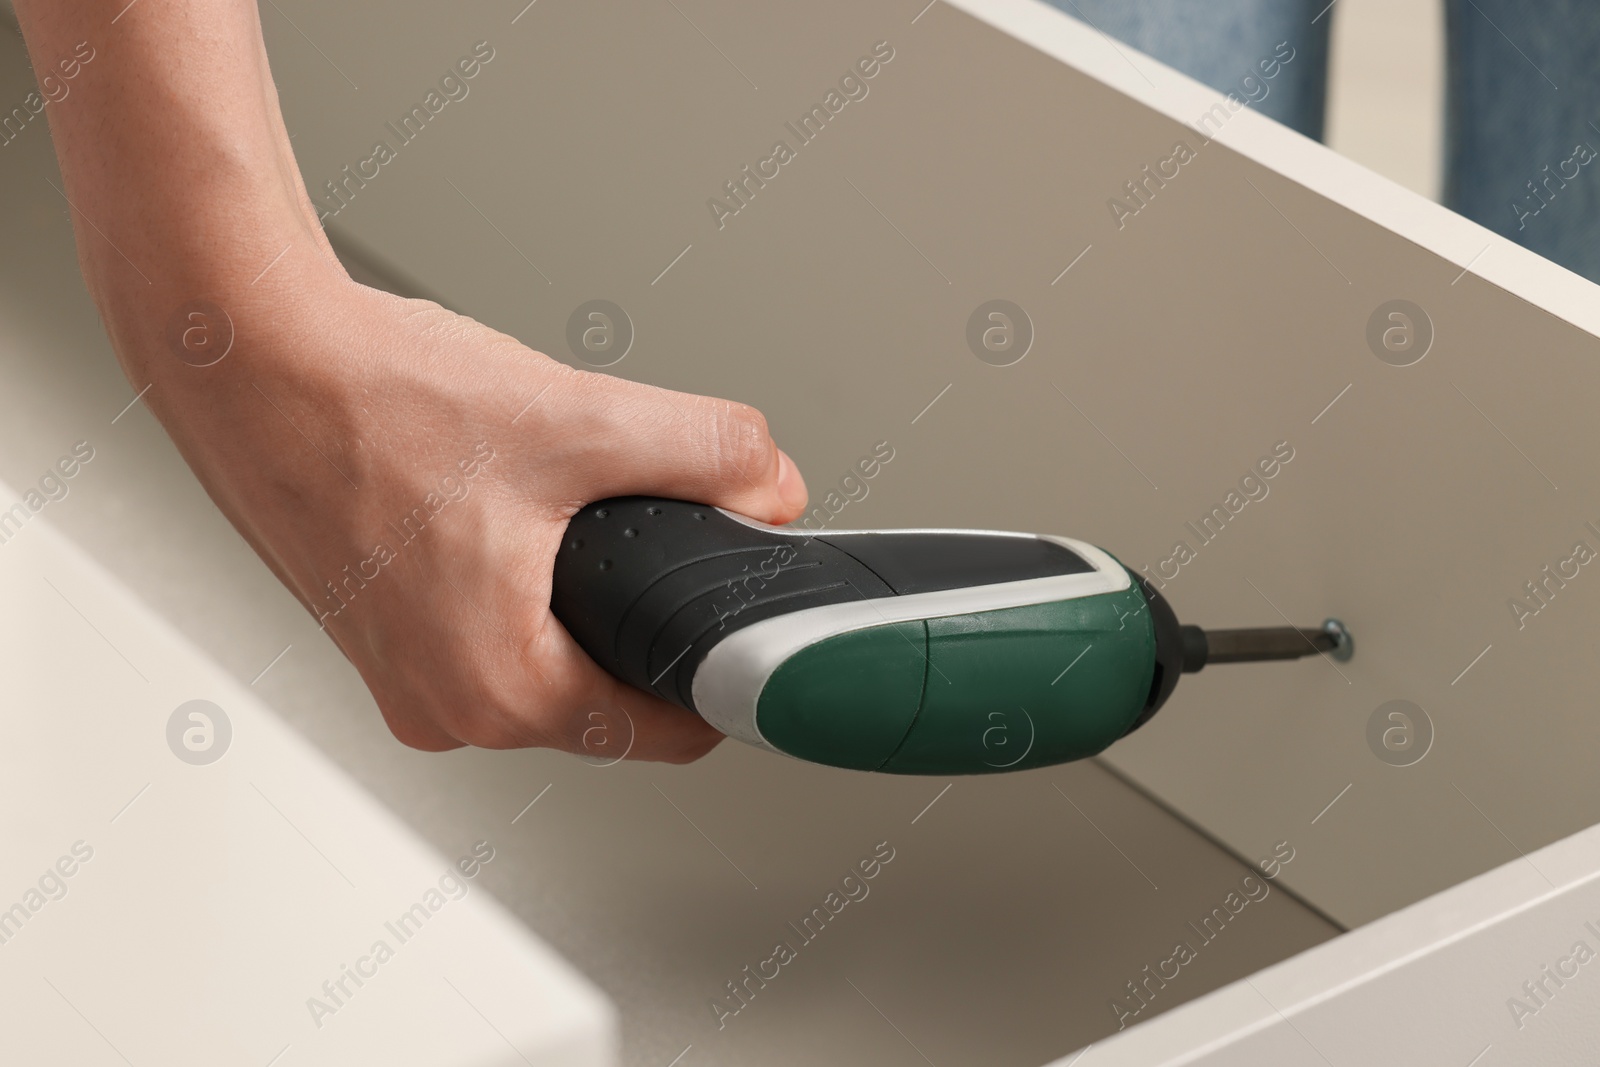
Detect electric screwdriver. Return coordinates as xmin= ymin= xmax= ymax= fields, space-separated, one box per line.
xmin=549 ymin=497 xmax=1352 ymax=775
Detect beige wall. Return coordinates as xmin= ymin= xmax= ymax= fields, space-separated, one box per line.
xmin=4 ymin=2 xmax=1596 ymax=1065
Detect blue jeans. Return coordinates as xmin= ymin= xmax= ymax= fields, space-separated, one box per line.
xmin=1048 ymin=0 xmax=1600 ymax=283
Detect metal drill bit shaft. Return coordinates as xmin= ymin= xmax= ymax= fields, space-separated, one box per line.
xmin=1179 ymin=619 xmax=1352 ymax=672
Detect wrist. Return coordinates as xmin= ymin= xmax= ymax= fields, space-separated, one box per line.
xmin=95 ymin=195 xmax=346 ymax=381
xmin=15 ymin=0 xmax=340 ymax=379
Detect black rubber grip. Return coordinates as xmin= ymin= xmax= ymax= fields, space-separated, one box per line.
xmin=549 ymin=498 xmax=890 ymax=710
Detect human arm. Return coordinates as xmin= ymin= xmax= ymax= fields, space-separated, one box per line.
xmin=11 ymin=0 xmax=809 ymax=759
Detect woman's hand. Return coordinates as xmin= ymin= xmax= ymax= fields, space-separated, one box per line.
xmin=11 ymin=0 xmax=807 ymax=761
xmin=154 ymin=253 xmax=808 ymax=760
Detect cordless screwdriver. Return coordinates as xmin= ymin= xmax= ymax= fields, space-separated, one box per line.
xmin=550 ymin=497 xmax=1352 ymax=775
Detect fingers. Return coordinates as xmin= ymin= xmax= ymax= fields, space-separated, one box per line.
xmin=388 ymin=664 xmax=723 ymax=763
xmin=310 ymin=346 xmax=799 ymax=764
xmin=546 ymin=370 xmax=809 ymax=526
xmin=497 ymin=632 xmax=727 ymax=764
xmin=362 ymin=588 xmax=725 ymax=764
xmin=574 ymin=674 xmax=727 ymax=765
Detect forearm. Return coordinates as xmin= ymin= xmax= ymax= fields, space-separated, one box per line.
xmin=11 ymin=0 xmax=336 ymax=378
xmin=11 ymin=0 xmax=805 ymax=764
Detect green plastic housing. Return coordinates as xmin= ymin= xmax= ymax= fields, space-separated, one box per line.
xmin=754 ymin=574 xmax=1157 ymax=774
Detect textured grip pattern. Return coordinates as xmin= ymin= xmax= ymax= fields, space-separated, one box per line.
xmin=549 ymin=497 xmax=889 ymax=710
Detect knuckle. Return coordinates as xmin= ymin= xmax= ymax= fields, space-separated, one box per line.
xmin=376 ymin=700 xmax=454 ymax=752
xmin=442 ymin=678 xmax=536 ymax=749
xmin=450 ymin=713 xmax=525 ymax=750
xmin=712 ymin=402 xmax=774 ymax=484
xmin=438 ymin=654 xmax=570 ymax=753
xmin=387 ymin=724 xmax=438 ymax=751
xmin=395 ymin=296 xmax=462 ymax=337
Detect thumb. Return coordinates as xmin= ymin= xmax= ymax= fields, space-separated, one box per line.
xmin=564 ymin=372 xmax=809 ymax=525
